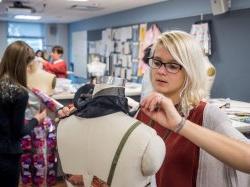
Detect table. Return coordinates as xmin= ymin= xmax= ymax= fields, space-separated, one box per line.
xmin=53 ymin=83 xmax=142 ymax=99
xmin=52 ymin=82 xmax=142 ymax=103
xmin=209 ymin=98 xmax=250 ymax=133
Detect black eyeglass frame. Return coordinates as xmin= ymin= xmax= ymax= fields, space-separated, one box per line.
xmin=148 ymin=57 xmax=183 ymax=74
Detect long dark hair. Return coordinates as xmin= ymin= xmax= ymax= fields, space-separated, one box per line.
xmin=0 ymin=41 xmax=35 ymax=87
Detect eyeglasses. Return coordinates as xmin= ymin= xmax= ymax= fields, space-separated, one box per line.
xmin=148 ymin=58 xmax=183 ymax=74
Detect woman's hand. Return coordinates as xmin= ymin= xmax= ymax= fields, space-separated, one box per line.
xmin=140 ymin=92 xmax=182 ymax=131
xmin=67 ymin=175 xmax=84 ymax=186
xmin=34 ymin=109 xmax=47 ymax=124
xmin=57 ymin=106 xmax=76 ymax=118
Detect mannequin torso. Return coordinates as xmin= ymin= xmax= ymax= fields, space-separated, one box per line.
xmin=57 ymin=76 xmax=165 ymax=187
xmin=204 ymin=56 xmax=216 ymax=98
xmin=57 ymin=112 xmax=165 ymax=187
xmin=87 ymin=57 xmax=106 ymax=77
xmin=27 ymin=60 xmax=56 ymax=96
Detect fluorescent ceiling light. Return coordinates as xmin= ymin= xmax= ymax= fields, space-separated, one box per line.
xmin=14 ymin=15 xmax=41 ymax=20
xmin=67 ymin=0 xmax=89 ymax=2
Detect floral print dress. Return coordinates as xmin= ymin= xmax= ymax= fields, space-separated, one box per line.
xmin=20 ymin=88 xmax=62 ymax=187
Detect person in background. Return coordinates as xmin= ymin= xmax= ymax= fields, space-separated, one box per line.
xmin=35 ymin=49 xmax=43 ymax=57
xmin=43 ymin=45 xmax=67 ymax=78
xmin=36 ymin=49 xmax=48 ymax=61
xmin=35 ymin=50 xmax=48 ymax=69
xmin=138 ymin=30 xmax=250 ymax=187
xmin=0 ymin=41 xmax=47 ymax=187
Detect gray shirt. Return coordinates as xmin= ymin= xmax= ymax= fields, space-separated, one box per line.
xmin=197 ymin=104 xmax=250 ymax=187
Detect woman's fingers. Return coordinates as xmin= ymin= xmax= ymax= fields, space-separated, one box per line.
xmin=58 ymin=107 xmax=70 ymax=117
xmin=141 ymin=92 xmax=164 ymax=112
xmin=68 ymin=175 xmax=84 ymax=186
xmin=34 ymin=109 xmax=47 ymax=123
xmin=63 ymin=107 xmax=70 ymax=115
xmin=40 ymin=109 xmax=47 ymax=120
xmin=150 ymin=94 xmax=163 ymax=112
xmin=69 ymin=106 xmax=76 ymax=113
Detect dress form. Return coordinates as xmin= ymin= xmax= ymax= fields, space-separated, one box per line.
xmin=27 ymin=58 xmax=56 ymax=96
xmin=87 ymin=57 xmax=106 ymax=77
xmin=57 ymin=76 xmax=165 ymax=187
xmin=204 ymin=56 xmax=216 ymax=98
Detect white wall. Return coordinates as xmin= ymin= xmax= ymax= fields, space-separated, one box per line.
xmin=0 ymin=21 xmax=7 ymax=58
xmin=44 ymin=23 xmax=69 ymax=62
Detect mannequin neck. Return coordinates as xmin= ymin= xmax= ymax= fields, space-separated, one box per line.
xmin=27 ymin=64 xmax=56 ymax=95
xmin=28 ymin=61 xmax=40 ymax=74
xmin=93 ymin=84 xmax=125 ymax=97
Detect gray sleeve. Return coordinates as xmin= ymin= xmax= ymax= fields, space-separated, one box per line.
xmin=197 ymin=104 xmax=250 ymax=187
xmin=203 ymin=104 xmax=249 ymax=142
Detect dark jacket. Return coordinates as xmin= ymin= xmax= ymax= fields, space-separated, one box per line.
xmin=0 ymin=78 xmax=37 ymax=154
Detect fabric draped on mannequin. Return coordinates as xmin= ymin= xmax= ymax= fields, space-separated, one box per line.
xmin=20 ymin=89 xmax=58 ymax=186
xmin=73 ymin=87 xmax=129 ymax=118
xmin=73 ymin=84 xmax=95 ymax=109
xmin=75 ymin=95 xmax=129 ymax=118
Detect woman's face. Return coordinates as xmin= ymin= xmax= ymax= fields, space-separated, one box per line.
xmin=150 ymin=45 xmax=186 ymax=100
xmin=50 ymin=51 xmax=61 ymax=61
xmin=36 ymin=51 xmax=42 ymax=57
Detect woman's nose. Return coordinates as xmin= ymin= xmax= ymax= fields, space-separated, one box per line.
xmin=157 ymin=64 xmax=167 ymax=74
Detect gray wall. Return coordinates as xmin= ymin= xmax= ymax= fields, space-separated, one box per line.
xmin=69 ymin=0 xmax=250 ymax=102
xmin=44 ymin=23 xmax=69 ymax=62
xmin=209 ymin=10 xmax=250 ymax=101
xmin=151 ymin=9 xmax=250 ymax=102
xmin=69 ymin=0 xmax=250 ymax=31
xmin=0 ymin=21 xmax=7 ymax=58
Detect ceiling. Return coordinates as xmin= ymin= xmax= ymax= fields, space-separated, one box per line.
xmin=0 ymin=0 xmax=166 ymax=23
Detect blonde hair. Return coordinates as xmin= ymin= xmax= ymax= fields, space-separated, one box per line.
xmin=152 ymin=30 xmax=207 ymax=115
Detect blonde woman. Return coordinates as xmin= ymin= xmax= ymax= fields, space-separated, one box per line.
xmin=58 ymin=31 xmax=250 ymax=187
xmin=139 ymin=30 xmax=250 ymax=187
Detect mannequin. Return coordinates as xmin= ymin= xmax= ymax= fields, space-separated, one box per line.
xmin=27 ymin=57 xmax=56 ymax=96
xmin=87 ymin=56 xmax=106 ymax=77
xmin=57 ymin=76 xmax=165 ymax=187
xmin=203 ymin=55 xmax=216 ymax=98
